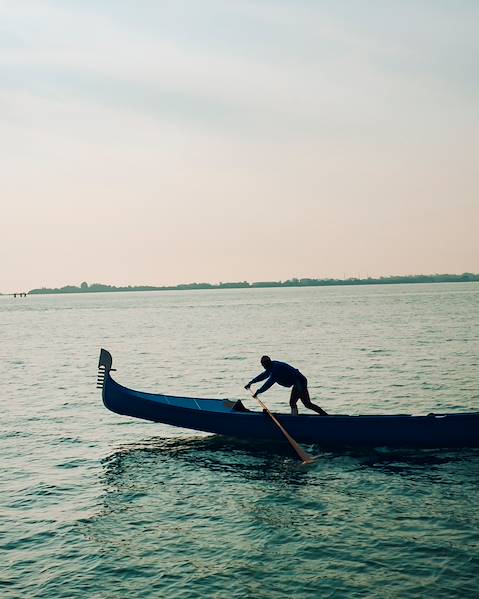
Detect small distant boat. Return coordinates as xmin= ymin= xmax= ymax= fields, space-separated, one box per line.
xmin=98 ymin=349 xmax=479 ymax=448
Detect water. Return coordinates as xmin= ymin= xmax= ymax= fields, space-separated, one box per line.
xmin=1 ymin=283 xmax=479 ymax=598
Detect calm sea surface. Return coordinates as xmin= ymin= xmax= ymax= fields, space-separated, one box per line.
xmin=1 ymin=283 xmax=479 ymax=598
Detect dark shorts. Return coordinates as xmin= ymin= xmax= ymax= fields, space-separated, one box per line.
xmin=291 ymin=374 xmax=308 ymax=396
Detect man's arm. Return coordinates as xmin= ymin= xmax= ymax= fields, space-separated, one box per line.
xmin=255 ymin=376 xmax=275 ymax=396
xmin=245 ymin=370 xmax=269 ymax=389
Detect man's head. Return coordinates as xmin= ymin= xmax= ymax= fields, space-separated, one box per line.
xmin=261 ymin=355 xmax=272 ymax=369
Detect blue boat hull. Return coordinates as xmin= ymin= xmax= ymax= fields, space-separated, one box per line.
xmin=98 ymin=349 xmax=479 ymax=448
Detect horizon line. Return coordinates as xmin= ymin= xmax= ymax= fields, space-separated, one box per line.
xmin=3 ymin=272 xmax=477 ymax=296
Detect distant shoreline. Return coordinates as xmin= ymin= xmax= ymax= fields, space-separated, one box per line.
xmin=26 ymin=273 xmax=479 ymax=295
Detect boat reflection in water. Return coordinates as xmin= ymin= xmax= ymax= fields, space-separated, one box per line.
xmin=101 ymin=434 xmax=313 ymax=490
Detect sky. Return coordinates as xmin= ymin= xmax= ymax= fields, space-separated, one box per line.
xmin=1 ymin=0 xmax=478 ymax=292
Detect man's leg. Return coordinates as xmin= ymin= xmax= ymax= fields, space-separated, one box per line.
xmin=300 ymin=387 xmax=328 ymax=416
xmin=290 ymin=386 xmax=299 ymax=415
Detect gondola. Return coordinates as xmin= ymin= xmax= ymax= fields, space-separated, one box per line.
xmin=97 ymin=349 xmax=479 ymax=448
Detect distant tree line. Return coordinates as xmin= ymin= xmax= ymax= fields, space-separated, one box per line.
xmin=27 ymin=273 xmax=479 ymax=295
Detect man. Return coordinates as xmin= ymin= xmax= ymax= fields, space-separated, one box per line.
xmin=245 ymin=355 xmax=328 ymax=416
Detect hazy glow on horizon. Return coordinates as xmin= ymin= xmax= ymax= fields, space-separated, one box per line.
xmin=1 ymin=0 xmax=478 ymax=292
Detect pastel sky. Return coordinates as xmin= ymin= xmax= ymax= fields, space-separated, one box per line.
xmin=1 ymin=1 xmax=478 ymax=292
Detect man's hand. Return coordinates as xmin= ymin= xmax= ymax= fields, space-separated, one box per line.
xmin=253 ymin=391 xmax=259 ymax=398
xmin=244 ymin=383 xmax=251 ymax=390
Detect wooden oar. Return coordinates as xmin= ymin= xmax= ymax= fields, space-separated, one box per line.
xmin=249 ymin=390 xmax=315 ymax=464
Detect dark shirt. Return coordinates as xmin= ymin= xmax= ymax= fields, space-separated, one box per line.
xmin=248 ymin=360 xmax=303 ymax=395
